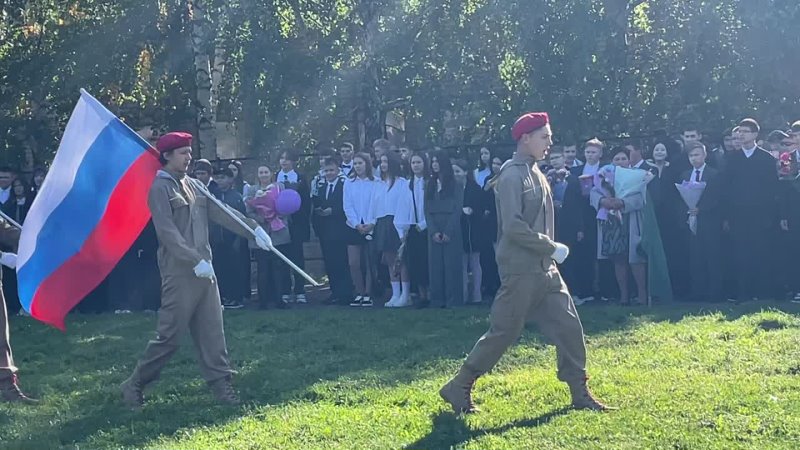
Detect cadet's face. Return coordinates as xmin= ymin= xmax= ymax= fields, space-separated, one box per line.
xmin=165 ymin=147 xmax=192 ymax=173
xmin=584 ymin=146 xmax=601 ymax=164
xmin=612 ymin=152 xmax=630 ymax=167
xmin=652 ymin=144 xmax=668 ymax=161
xmin=521 ymin=125 xmax=553 ymax=161
xmin=452 ymin=165 xmax=467 ymax=184
xmin=688 ymin=149 xmax=706 ymax=168
xmin=257 ymin=166 xmax=272 ymax=184
xmin=410 ymin=155 xmax=425 ymax=176
xmin=194 ymin=170 xmax=210 ymax=184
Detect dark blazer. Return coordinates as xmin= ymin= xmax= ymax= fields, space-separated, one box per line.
xmin=282 ymin=173 xmax=312 ymax=242
xmin=311 ymin=176 xmax=348 ymax=241
xmin=722 ymin=148 xmax=778 ymax=224
xmin=461 ymin=179 xmax=489 ymax=253
xmin=567 ymin=165 xmax=597 ymax=240
xmin=679 ymin=166 xmax=723 ymax=237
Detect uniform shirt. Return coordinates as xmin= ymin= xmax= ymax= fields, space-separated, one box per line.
xmin=395 ymin=176 xmax=427 ymax=238
xmin=343 ymin=176 xmax=378 ymax=229
xmin=370 ymin=177 xmax=408 ymax=239
xmin=278 ymin=170 xmax=299 ymax=184
xmin=493 ymin=154 xmax=557 ymax=275
xmin=474 ymin=167 xmax=492 ymax=190
xmin=582 ymin=162 xmax=600 ymax=176
xmin=149 ymin=169 xmax=257 ymax=276
xmin=0 ymin=187 xmax=10 ymax=205
xmin=690 ymin=164 xmax=707 ymax=182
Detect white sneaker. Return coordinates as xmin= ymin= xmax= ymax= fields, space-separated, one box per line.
xmin=296 ymin=294 xmax=307 ymax=304
xmin=385 ymin=296 xmax=400 ymax=307
xmin=396 ymin=295 xmax=412 ymax=307
xmin=349 ymin=296 xmax=363 ymax=307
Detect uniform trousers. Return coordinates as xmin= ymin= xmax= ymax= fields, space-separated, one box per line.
xmin=463 ymin=264 xmax=587 ymax=384
xmin=131 ymin=275 xmax=233 ymax=383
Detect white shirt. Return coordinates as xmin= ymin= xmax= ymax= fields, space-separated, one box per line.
xmin=340 ymin=161 xmax=353 ymax=175
xmin=278 ymin=170 xmax=299 ymax=184
xmin=582 ymin=162 xmax=600 ymax=176
xmin=742 ymin=146 xmax=757 ymax=158
xmin=371 ymin=176 xmax=408 ymax=220
xmin=325 ymin=179 xmax=339 ymax=200
xmin=0 ymin=187 xmax=9 ymax=204
xmin=344 ymin=177 xmax=379 ymax=228
xmin=474 ymin=167 xmax=491 ymax=188
xmin=394 ymin=176 xmax=427 ymax=236
xmin=691 ymin=164 xmax=707 ymax=182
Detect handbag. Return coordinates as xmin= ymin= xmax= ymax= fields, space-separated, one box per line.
xmin=600 ymin=216 xmax=628 ymax=257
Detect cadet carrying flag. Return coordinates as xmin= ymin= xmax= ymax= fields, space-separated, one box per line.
xmin=16 ymin=89 xmax=161 ymax=330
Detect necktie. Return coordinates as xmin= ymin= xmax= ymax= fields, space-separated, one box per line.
xmin=283 ymin=174 xmax=289 ymax=182
xmin=326 ymin=183 xmax=334 ymax=200
xmin=695 ymin=170 xmax=701 ymax=182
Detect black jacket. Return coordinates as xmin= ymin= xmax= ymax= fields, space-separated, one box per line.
xmin=311 ymin=176 xmax=348 ymax=241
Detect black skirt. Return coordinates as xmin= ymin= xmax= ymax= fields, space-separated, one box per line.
xmin=373 ymin=215 xmax=401 ymax=252
xmin=345 ymin=225 xmax=368 ymax=246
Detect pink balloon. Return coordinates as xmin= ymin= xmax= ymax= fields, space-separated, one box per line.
xmin=275 ymin=189 xmax=301 ymax=215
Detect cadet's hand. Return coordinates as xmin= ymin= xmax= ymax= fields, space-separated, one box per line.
xmin=551 ymin=243 xmax=570 ymax=264
xmin=193 ymin=260 xmax=216 ymax=280
xmin=0 ymin=252 xmax=17 ymax=269
xmin=254 ymin=226 xmax=273 ymax=251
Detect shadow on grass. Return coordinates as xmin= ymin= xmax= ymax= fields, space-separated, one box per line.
xmin=5 ymin=300 xmax=798 ymax=449
xmin=405 ymin=407 xmax=572 ymax=450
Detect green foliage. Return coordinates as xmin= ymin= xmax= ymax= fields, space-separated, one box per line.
xmin=1 ymin=303 xmax=800 ymax=449
xmin=1 ymin=1 xmax=799 ymax=165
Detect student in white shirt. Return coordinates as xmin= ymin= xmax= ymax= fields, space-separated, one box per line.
xmin=343 ymin=153 xmax=378 ymax=307
xmin=371 ymin=152 xmax=411 ymax=307
xmin=473 ymin=146 xmax=492 ymax=189
xmin=395 ymin=152 xmax=430 ymax=307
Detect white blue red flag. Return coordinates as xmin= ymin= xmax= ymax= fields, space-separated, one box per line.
xmin=16 ymin=89 xmax=161 ymax=330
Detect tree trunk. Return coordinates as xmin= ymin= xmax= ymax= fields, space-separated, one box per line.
xmin=189 ymin=0 xmax=216 ymax=159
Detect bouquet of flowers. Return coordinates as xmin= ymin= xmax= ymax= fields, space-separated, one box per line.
xmin=593 ymin=165 xmax=621 ymax=222
xmin=246 ymin=185 xmax=286 ymax=232
xmin=674 ymin=181 xmax=706 ymax=235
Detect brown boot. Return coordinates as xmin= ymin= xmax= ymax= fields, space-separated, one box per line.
xmin=209 ymin=376 xmax=239 ymax=406
xmin=568 ymin=377 xmax=615 ymax=411
xmin=120 ymin=374 xmax=145 ymax=410
xmin=439 ymin=367 xmax=480 ymax=414
xmin=0 ymin=375 xmax=38 ymax=404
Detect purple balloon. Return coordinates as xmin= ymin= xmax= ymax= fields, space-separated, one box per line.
xmin=275 ymin=189 xmax=301 ymax=216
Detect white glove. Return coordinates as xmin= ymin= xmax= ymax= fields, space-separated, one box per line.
xmin=0 ymin=252 xmax=17 ymax=269
xmin=551 ymin=243 xmax=570 ymax=264
xmin=254 ymin=226 xmax=273 ymax=251
xmin=193 ymin=260 xmax=215 ymax=280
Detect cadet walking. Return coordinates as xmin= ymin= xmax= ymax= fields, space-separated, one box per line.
xmin=121 ymin=132 xmax=272 ymax=409
xmin=0 ymin=215 xmax=36 ymax=403
xmin=439 ymin=113 xmax=612 ymax=413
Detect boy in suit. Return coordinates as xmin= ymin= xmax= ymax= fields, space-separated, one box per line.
xmin=681 ymin=142 xmax=724 ymax=303
xmin=312 ymin=157 xmax=354 ymax=304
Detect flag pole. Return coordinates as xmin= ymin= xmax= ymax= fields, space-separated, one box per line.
xmin=188 ymin=178 xmax=321 ymax=287
xmin=0 ymin=209 xmax=23 ymax=230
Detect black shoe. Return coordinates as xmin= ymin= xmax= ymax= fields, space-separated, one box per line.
xmin=350 ymin=296 xmax=363 ymax=307
xmin=222 ymin=298 xmax=244 ymax=310
xmin=361 ymin=296 xmax=373 ymax=307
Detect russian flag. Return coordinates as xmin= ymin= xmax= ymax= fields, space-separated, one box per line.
xmin=16 ymin=89 xmax=161 ymax=330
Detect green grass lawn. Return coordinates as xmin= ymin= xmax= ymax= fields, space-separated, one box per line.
xmin=2 ymin=301 xmax=799 ymax=450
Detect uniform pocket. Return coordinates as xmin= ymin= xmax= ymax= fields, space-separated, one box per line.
xmin=168 ymin=194 xmax=189 ymax=210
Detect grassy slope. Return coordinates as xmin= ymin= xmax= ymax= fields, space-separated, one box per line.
xmin=1 ymin=302 xmax=799 ymax=450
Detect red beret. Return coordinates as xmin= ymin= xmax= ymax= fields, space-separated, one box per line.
xmin=511 ymin=112 xmax=550 ymax=141
xmin=156 ymin=132 xmax=193 ymax=153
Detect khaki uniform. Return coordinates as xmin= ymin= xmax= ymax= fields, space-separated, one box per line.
xmin=0 ymin=217 xmax=20 ymax=381
xmin=130 ymin=169 xmax=257 ymax=384
xmin=462 ymin=154 xmax=587 ymax=384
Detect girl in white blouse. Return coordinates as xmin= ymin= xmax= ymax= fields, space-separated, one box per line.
xmin=343 ymin=153 xmax=378 ymax=307
xmin=371 ymin=152 xmax=410 ymax=307
xmin=395 ymin=151 xmax=430 ymax=307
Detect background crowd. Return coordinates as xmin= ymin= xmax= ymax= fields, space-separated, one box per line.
xmin=2 ymin=117 xmax=800 ymax=315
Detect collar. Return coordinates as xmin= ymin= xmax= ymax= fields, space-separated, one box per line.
xmin=693 ymin=164 xmax=707 ymax=172
xmin=743 ymin=145 xmax=757 ymax=153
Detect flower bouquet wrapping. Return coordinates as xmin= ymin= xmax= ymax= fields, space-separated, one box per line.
xmin=674 ymin=181 xmax=706 ymax=235
xmin=246 ymin=185 xmax=287 ymax=232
